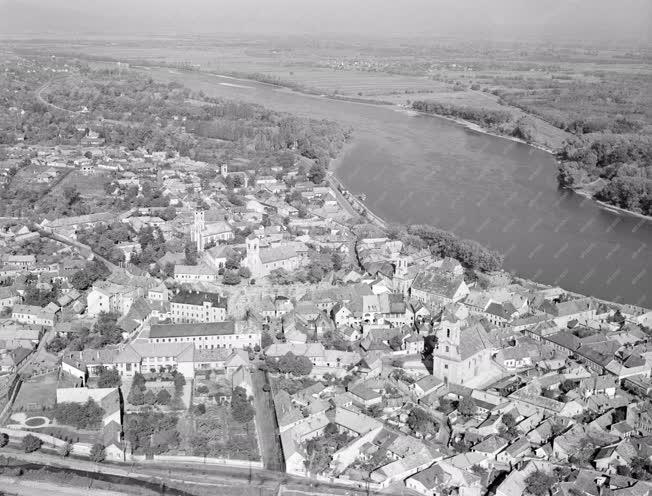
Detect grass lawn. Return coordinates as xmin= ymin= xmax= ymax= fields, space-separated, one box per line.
xmin=50 ymin=170 xmax=111 ymax=197
xmin=32 ymin=425 xmax=100 ymax=444
xmin=12 ymin=372 xmax=58 ymax=413
xmin=24 ymin=417 xmax=47 ymax=427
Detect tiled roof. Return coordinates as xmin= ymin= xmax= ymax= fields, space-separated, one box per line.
xmin=412 ymin=270 xmax=465 ymax=299
xmin=458 ymin=321 xmax=497 ymax=360
xmin=170 ymin=289 xmax=226 ymax=308
xmin=259 ymin=245 xmax=298 ymax=264
xmin=174 ymin=263 xmax=216 ymax=276
xmin=149 ymin=321 xmax=236 ymax=338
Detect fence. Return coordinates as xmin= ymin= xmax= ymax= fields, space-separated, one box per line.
xmin=1 ymin=428 xmax=263 ymax=468
xmin=139 ymin=454 xmax=264 ymax=469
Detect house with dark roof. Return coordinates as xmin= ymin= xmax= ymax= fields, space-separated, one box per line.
xmin=169 ymin=289 xmax=227 ymax=323
xmin=411 ymin=269 xmax=470 ymax=306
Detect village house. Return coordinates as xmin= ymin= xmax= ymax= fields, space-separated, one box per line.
xmin=0 ymin=287 xmax=21 ymax=308
xmin=1 ymin=255 xmax=36 ymax=270
xmin=40 ymin=212 xmax=115 ymax=234
xmin=11 ymin=304 xmax=58 ymax=327
xmin=87 ymin=281 xmax=143 ymax=317
xmin=173 ymin=264 xmax=218 ymax=282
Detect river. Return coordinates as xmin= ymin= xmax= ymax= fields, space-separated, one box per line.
xmin=143 ymin=68 xmax=651 ymax=307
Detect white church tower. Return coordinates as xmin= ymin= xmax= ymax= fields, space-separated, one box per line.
xmin=244 ymin=234 xmax=262 ymax=277
xmin=220 ymin=163 xmax=228 ymax=178
xmin=192 ymin=210 xmax=206 ymax=252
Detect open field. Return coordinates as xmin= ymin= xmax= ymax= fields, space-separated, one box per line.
xmin=50 ymin=170 xmax=111 ymax=197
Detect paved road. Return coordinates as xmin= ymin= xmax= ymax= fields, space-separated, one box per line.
xmin=0 ymin=448 xmax=396 ymax=496
xmin=0 ymin=477 xmax=125 ymax=496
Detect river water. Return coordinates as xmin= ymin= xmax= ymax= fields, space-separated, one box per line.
xmin=144 ymin=68 xmax=651 ymax=307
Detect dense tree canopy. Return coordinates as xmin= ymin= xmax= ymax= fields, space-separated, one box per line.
xmin=557 ymin=135 xmax=652 ymax=215
xmin=265 ymin=352 xmax=313 ymax=376
xmin=408 ymin=225 xmax=503 ymax=272
xmin=54 ymin=398 xmax=104 ymax=429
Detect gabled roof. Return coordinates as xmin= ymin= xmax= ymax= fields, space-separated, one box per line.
xmin=149 ymin=321 xmax=236 ymax=338
xmin=412 ymin=270 xmax=465 ymax=299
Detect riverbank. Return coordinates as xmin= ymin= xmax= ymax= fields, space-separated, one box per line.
xmin=572 ymin=186 xmax=652 ymax=222
xmin=403 ymin=105 xmax=557 ymax=154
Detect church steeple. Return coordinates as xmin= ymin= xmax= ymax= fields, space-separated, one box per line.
xmin=194 ymin=209 xmax=206 ymax=252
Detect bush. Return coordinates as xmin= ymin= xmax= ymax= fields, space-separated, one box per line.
xmin=60 ymin=442 xmax=72 ymax=457
xmin=223 ymin=270 xmax=241 ymax=285
xmin=97 ymin=367 xmax=121 ymax=388
xmin=173 ymin=374 xmax=186 ymax=389
xmin=128 ymin=386 xmax=145 ymax=405
xmin=458 ymin=396 xmax=477 ymax=416
xmin=22 ymin=434 xmax=42 ymax=453
xmin=525 ymin=470 xmax=556 ymax=496
xmin=156 ymin=389 xmax=171 ymax=406
xmin=0 ymin=433 xmax=8 ymax=447
xmin=231 ymin=386 xmax=255 ymax=423
xmin=90 ymin=443 xmax=106 ymax=463
xmin=132 ymin=372 xmax=147 ymax=390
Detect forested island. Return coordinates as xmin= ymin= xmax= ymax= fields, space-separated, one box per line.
xmin=557 ymin=135 xmax=652 ymax=216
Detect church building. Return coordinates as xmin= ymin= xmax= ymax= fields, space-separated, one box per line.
xmin=432 ymin=312 xmax=497 ymax=386
xmin=191 ymin=210 xmax=234 ymax=252
xmin=243 ymin=234 xmax=301 ymax=278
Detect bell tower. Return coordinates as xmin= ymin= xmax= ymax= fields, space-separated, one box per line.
xmin=220 ymin=163 xmax=228 ymax=178
xmin=395 ymin=257 xmax=408 ymax=277
xmin=246 ymin=235 xmax=259 ymax=257
xmin=194 ymin=210 xmax=205 ymax=252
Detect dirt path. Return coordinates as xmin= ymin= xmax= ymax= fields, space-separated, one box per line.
xmin=35 ymin=80 xmax=81 ymax=114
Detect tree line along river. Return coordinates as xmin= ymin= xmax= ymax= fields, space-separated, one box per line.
xmin=141 ymin=67 xmax=651 ymax=308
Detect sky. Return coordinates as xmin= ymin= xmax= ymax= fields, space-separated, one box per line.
xmin=0 ymin=0 xmax=650 ymax=43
